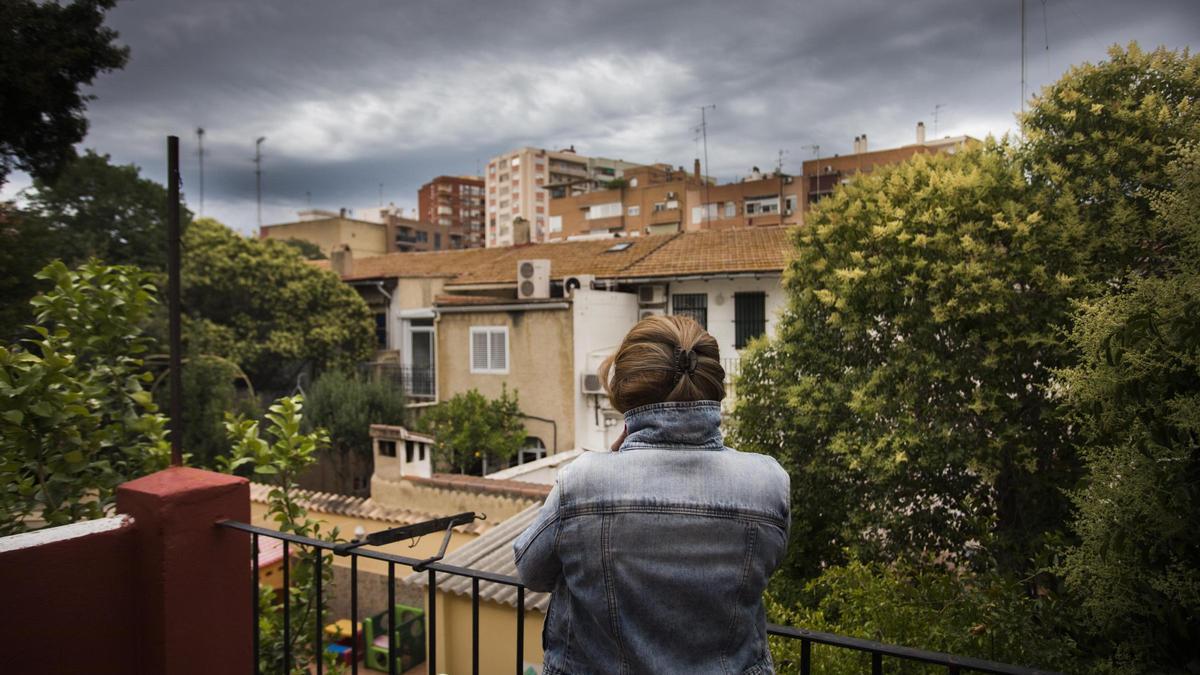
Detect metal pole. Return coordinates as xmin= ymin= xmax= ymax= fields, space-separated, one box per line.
xmin=1020 ymin=0 xmax=1026 ymax=117
xmin=196 ymin=128 xmax=205 ymax=217
xmin=167 ymin=135 xmax=183 ymax=467
xmin=699 ymin=104 xmax=715 ymax=225
xmin=255 ymin=136 xmax=266 ymax=229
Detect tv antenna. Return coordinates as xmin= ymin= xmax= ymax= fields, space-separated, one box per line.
xmin=695 ymin=104 xmax=716 ymax=221
xmin=932 ymin=103 xmax=947 ymax=137
xmin=254 ymin=136 xmax=266 ymax=228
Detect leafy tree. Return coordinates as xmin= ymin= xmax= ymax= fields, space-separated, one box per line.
xmin=281 ymin=238 xmax=327 ymax=260
xmin=152 ymin=354 xmax=258 ymax=469
xmin=0 ymin=204 xmax=56 ymax=342
xmin=304 ymin=369 xmax=406 ymax=493
xmin=221 ymin=395 xmax=339 ymax=674
xmin=732 ymin=143 xmax=1086 ymax=582
xmin=767 ymin=559 xmax=1080 ymax=674
xmin=417 ymin=387 xmax=526 ymax=474
xmin=23 ymin=150 xmax=189 ymax=271
xmin=0 ymin=260 xmax=169 ymax=534
xmin=1058 ymin=144 xmax=1200 ymax=672
xmin=0 ymin=0 xmax=128 ymax=186
xmin=1021 ymin=42 xmax=1200 ymax=276
xmin=182 ymin=218 xmax=375 ymax=392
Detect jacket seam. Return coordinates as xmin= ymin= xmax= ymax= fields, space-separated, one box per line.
xmin=623 ymin=400 xmax=721 ymax=417
xmin=720 ymin=522 xmax=758 ymax=674
xmin=561 ymin=503 xmax=788 ymax=530
xmin=600 ymin=513 xmax=629 ymax=674
xmin=512 ymin=513 xmax=559 ymax=565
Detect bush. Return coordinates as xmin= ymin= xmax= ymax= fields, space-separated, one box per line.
xmin=304 ymin=369 xmax=405 ymax=492
xmin=417 ymin=387 xmax=526 ymax=474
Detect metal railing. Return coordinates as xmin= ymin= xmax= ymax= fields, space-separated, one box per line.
xmin=218 ymin=519 xmax=1054 ymax=675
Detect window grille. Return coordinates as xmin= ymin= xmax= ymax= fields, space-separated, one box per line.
xmin=672 ymin=293 xmax=708 ymax=330
xmin=734 ymin=292 xmax=767 ymax=349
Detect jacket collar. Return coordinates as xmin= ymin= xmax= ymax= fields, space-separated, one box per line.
xmin=620 ymin=400 xmax=724 ymax=450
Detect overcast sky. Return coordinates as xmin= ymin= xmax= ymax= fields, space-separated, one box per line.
xmin=4 ymin=0 xmax=1198 ymax=233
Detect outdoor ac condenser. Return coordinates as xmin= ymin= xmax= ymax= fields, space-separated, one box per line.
xmin=581 ymin=373 xmax=605 ymax=395
xmin=517 ymin=259 xmax=550 ymax=299
xmin=638 ymin=284 xmax=667 ymax=305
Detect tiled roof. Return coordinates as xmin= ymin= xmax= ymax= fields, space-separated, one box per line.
xmin=248 ymin=482 xmax=493 ymax=535
xmin=614 ymin=226 xmax=794 ymax=279
xmin=433 ymin=294 xmax=568 ymax=307
xmin=405 ymin=502 xmax=550 ymax=612
xmin=320 ymin=226 xmax=795 ymax=285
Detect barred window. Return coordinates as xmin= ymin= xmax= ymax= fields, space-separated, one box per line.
xmin=671 ymin=293 xmax=708 ymax=330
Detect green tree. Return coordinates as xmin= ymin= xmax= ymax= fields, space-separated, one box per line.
xmin=152 ymin=354 xmax=258 ymax=469
xmin=0 ymin=204 xmax=56 ymax=342
xmin=304 ymin=369 xmax=406 ymax=493
xmin=0 ymin=0 xmax=128 ymax=186
xmin=182 ymin=218 xmax=375 ymax=392
xmin=221 ymin=395 xmax=339 ymax=674
xmin=732 ymin=143 xmax=1086 ymax=582
xmin=418 ymin=387 xmax=526 ymax=474
xmin=768 ymin=559 xmax=1080 ymax=674
xmin=280 ymin=238 xmax=327 ymax=260
xmin=1058 ymin=144 xmax=1200 ymax=672
xmin=22 ymin=150 xmax=189 ymax=271
xmin=0 ymin=260 xmax=169 ymax=534
xmin=1021 ymin=42 xmax=1200 ymax=276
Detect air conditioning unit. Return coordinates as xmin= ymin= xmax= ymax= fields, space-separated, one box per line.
xmin=639 ymin=307 xmax=665 ymax=320
xmin=564 ymin=274 xmax=595 ymax=296
xmin=517 ymin=259 xmax=550 ymax=299
xmin=638 ymin=284 xmax=667 ymax=306
xmin=581 ymin=372 xmax=605 ymax=395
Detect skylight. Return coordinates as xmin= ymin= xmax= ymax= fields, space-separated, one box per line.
xmin=606 ymin=242 xmax=633 ymax=252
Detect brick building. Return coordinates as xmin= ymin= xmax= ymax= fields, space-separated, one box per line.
xmin=417 ymin=175 xmax=486 ymax=249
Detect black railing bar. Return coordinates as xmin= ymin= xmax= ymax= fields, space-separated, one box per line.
xmin=428 ymin=568 xmax=438 ymax=675
xmin=351 ymin=555 xmax=358 ymax=675
xmin=251 ymin=532 xmax=260 ymax=675
xmin=516 ymin=586 xmax=525 ymax=675
xmin=283 ymin=539 xmax=291 ymax=675
xmin=767 ymin=624 xmax=1056 ymax=675
xmin=219 ymin=520 xmax=523 ymax=586
xmin=471 ymin=577 xmax=480 ymax=675
xmin=334 ymin=512 xmax=479 ymax=555
xmin=387 ymin=561 xmax=397 ymax=675
xmin=314 ymin=550 xmax=323 ymax=675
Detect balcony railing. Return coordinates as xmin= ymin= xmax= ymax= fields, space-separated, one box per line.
xmin=401 ymin=364 xmax=436 ymax=399
xmin=217 ymin=518 xmax=1055 ymax=675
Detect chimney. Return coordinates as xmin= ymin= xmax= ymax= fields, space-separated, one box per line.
xmin=330 ymin=244 xmax=353 ymax=278
xmin=694 ymin=158 xmax=702 ymax=180
xmin=512 ymin=217 xmax=531 ymax=245
xmin=853 ymin=136 xmax=861 ymax=153
xmin=916 ymin=121 xmax=926 ymax=144
xmin=861 ymin=134 xmax=868 ymax=152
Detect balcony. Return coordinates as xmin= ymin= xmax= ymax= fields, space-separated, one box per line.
xmin=0 ymin=467 xmax=1053 ymax=675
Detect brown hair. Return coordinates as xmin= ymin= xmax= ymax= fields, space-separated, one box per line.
xmin=598 ymin=315 xmax=725 ymax=412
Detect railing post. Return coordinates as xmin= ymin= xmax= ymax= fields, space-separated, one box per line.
xmin=800 ymin=638 xmax=811 ymax=675
xmin=116 ymin=467 xmax=250 ymax=675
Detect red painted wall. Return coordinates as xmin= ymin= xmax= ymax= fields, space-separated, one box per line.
xmin=0 ymin=519 xmax=139 ymax=675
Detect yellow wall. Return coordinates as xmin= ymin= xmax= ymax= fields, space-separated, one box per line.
xmin=436 ymin=308 xmax=575 ymax=455
xmin=247 ymin=500 xmax=478 ymax=578
xmin=430 ymin=591 xmax=545 ymax=675
xmin=261 ymin=217 xmax=388 ymax=257
xmin=396 ymin=276 xmax=448 ymax=309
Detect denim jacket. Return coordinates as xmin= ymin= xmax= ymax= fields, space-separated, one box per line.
xmin=513 ymin=401 xmax=791 ymax=675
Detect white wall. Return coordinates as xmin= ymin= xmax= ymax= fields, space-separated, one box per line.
xmin=664 ymin=276 xmax=785 ymax=363
xmin=571 ymin=288 xmax=640 ymax=452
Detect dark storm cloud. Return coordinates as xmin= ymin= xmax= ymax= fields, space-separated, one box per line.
xmin=22 ymin=0 xmax=1200 ymax=231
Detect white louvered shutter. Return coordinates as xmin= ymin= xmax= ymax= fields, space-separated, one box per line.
xmin=489 ymin=330 xmax=507 ymax=371
xmin=471 ymin=330 xmax=489 ymax=371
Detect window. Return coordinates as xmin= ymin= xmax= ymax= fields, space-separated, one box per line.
xmin=511 ymin=157 xmax=521 ymax=168
xmin=374 ymin=312 xmax=387 ymax=349
xmin=586 ymin=202 xmax=622 ymax=220
xmin=784 ymin=196 xmax=797 ymax=214
xmin=672 ymin=293 xmax=708 ymax=329
xmin=724 ymin=201 xmax=736 ymax=218
xmin=405 ymin=440 xmax=415 ymax=463
xmin=379 ymin=440 xmax=396 ymax=457
xmin=734 ymin=292 xmax=767 ymax=349
xmin=548 ymin=216 xmax=562 ymax=233
xmin=627 ymin=205 xmax=640 ymax=216
xmin=629 ymin=178 xmax=639 ymax=188
xmin=434 ymin=233 xmax=441 ymax=249
xmin=606 ymin=241 xmax=634 ymax=252
xmin=470 ymin=326 xmax=508 ymax=373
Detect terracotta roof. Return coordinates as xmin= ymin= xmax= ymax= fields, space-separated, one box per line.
xmin=433 ymin=294 xmax=568 ymax=307
xmin=405 ymin=502 xmax=550 ymax=612
xmin=403 ymin=473 xmax=553 ymax=500
xmin=248 ymin=482 xmax=493 ymax=535
xmin=323 ymin=226 xmax=794 ymax=285
xmin=615 ymin=226 xmax=795 ymax=279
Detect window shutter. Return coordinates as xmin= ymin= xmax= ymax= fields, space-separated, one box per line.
xmin=471 ymin=331 xmax=489 ymax=371
xmin=489 ymin=330 xmax=507 ymax=371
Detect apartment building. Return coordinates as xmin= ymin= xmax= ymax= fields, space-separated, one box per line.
xmin=418 ymin=175 xmax=486 ymax=249
xmin=484 ymin=146 xmax=642 ymax=247
xmin=386 ymin=212 xmax=471 ymax=253
xmin=803 ymin=123 xmax=979 ymax=206
xmin=547 ymin=160 xmax=805 ymax=240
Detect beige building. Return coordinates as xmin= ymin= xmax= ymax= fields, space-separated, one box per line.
xmin=259 ymin=209 xmax=389 ymax=257
xmin=485 ymin=146 xmax=642 ymax=247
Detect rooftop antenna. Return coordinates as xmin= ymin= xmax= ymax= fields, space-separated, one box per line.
xmin=933 ymin=103 xmax=946 ymax=137
xmin=254 ymin=136 xmax=266 ymax=229
xmin=306 ymin=190 xmax=312 ymax=208
xmin=697 ymin=104 xmax=716 ymax=221
xmin=378 ymin=182 xmax=383 ymax=208
xmin=1020 ymin=0 xmax=1026 ymax=118
xmin=195 ymin=127 xmax=205 ymax=217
